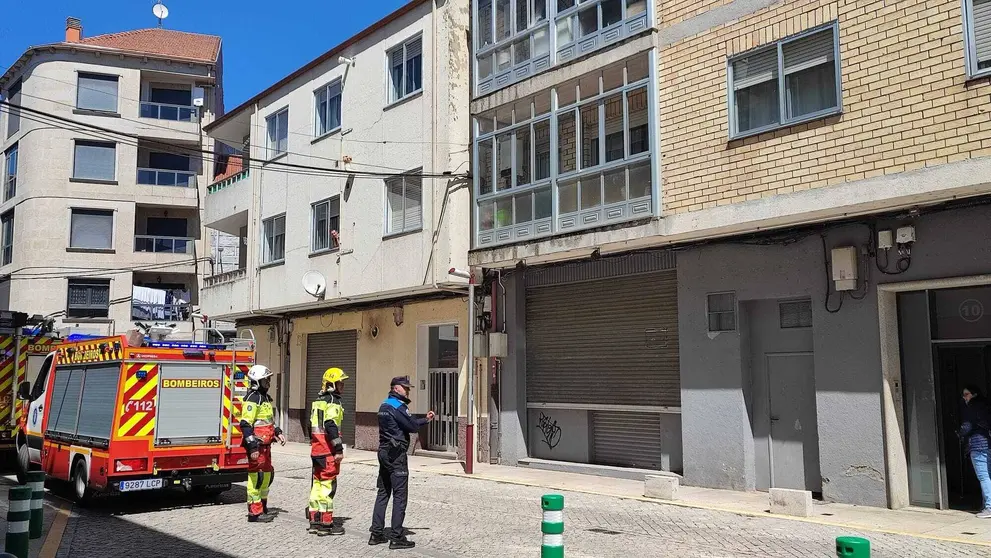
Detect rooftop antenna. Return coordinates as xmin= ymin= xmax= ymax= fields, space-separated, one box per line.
xmin=153 ymin=1 xmax=169 ymax=28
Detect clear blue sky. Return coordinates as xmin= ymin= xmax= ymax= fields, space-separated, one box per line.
xmin=0 ymin=0 xmax=411 ymax=108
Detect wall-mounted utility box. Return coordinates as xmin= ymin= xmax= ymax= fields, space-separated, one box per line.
xmin=831 ymin=246 xmax=858 ymax=291
xmin=473 ymin=333 xmax=488 ymax=358
xmin=896 ymin=226 xmax=916 ymax=244
xmin=488 ymin=332 xmax=508 ymax=358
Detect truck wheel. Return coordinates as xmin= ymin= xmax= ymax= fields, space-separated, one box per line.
xmin=71 ymin=459 xmax=91 ymax=505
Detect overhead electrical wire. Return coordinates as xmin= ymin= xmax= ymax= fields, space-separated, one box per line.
xmin=0 ymin=63 xmax=469 ymax=148
xmin=0 ymin=100 xmax=466 ymax=180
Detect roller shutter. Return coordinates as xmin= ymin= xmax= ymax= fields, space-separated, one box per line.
xmin=591 ymin=411 xmax=663 ymax=469
xmin=305 ymin=331 xmax=358 ymax=446
xmin=526 ymin=270 xmax=680 ymax=406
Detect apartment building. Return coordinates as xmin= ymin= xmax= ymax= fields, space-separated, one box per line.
xmin=469 ymin=0 xmax=991 ymax=510
xmin=200 ymin=0 xmax=474 ymax=457
xmin=0 ymin=18 xmax=224 ymax=337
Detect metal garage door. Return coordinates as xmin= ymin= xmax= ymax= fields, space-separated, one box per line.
xmin=526 ymin=270 xmax=679 ymax=468
xmin=305 ymin=331 xmax=357 ymax=446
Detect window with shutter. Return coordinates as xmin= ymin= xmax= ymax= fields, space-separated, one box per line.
xmin=388 ymin=37 xmax=424 ymax=103
xmin=968 ymin=0 xmax=991 ymax=75
xmin=315 ymin=81 xmax=342 ymax=137
xmin=3 ymin=144 xmax=16 ymax=201
xmin=729 ymin=24 xmax=840 ymax=138
xmin=72 ymin=141 xmax=116 ymax=181
xmin=1 ymin=211 xmax=12 ymax=266
xmin=6 ymin=80 xmax=20 ymax=138
xmin=69 ymin=209 xmax=114 ymax=250
xmin=266 ymin=108 xmax=289 ymax=159
xmin=779 ymin=300 xmax=813 ymax=329
xmin=262 ymin=215 xmax=286 ymax=264
xmin=76 ymin=73 xmax=119 ymax=113
xmin=384 ymin=170 xmax=424 ymax=236
xmin=66 ymin=279 xmax=111 ymax=319
xmin=311 ymin=197 xmax=341 ymax=252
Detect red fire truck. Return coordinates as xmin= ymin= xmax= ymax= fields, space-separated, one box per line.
xmin=0 ymin=312 xmax=60 ymax=467
xmin=16 ymin=329 xmax=256 ymax=501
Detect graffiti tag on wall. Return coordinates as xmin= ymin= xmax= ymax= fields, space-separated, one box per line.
xmin=536 ymin=412 xmax=562 ymax=450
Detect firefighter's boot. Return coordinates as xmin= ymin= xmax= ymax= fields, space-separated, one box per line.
xmin=307 ymin=510 xmax=326 ymax=535
xmin=248 ymin=513 xmax=275 ymax=523
xmin=319 ymin=512 xmax=344 ymax=536
xmin=262 ymin=499 xmax=271 ymax=515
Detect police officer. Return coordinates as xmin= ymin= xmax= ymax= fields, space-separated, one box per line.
xmin=307 ymin=367 xmax=347 ymax=536
xmin=368 ymin=376 xmax=435 ymax=549
xmin=240 ymin=364 xmax=286 ymax=523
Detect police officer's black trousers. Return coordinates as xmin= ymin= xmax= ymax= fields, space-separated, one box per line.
xmin=370 ymin=448 xmax=409 ymax=539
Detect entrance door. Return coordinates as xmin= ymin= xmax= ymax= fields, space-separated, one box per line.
xmin=425 ymin=325 xmax=459 ymax=452
xmin=767 ymin=353 xmax=819 ymax=491
xmin=935 ymin=345 xmax=991 ymax=510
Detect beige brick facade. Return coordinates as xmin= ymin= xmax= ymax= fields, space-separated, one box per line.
xmin=659 ymin=0 xmax=991 ymax=214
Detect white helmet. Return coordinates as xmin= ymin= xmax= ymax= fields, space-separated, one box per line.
xmin=247 ymin=364 xmax=273 ymax=383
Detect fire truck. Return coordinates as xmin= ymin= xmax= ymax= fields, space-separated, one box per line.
xmin=0 ymin=312 xmax=60 ymax=465
xmin=16 ymin=327 xmax=257 ymax=502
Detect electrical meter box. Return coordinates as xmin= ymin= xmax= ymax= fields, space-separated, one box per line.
xmin=831 ymin=246 xmax=858 ymax=291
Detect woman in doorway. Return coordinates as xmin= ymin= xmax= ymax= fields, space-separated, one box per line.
xmin=960 ymin=385 xmax=991 ymax=518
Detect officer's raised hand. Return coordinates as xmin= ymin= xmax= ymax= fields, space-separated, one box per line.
xmin=426 ymin=410 xmax=436 ymax=421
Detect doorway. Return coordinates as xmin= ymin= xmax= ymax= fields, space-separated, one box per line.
xmin=898 ymin=285 xmax=991 ymax=510
xmin=425 ymin=325 xmax=459 ymax=452
xmin=935 ymin=345 xmax=991 ymax=510
xmin=746 ymin=298 xmax=822 ymax=494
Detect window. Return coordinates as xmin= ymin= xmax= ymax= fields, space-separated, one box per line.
xmin=3 ymin=144 xmax=16 ymax=201
xmin=311 ymin=197 xmax=341 ymax=252
xmin=474 ymin=55 xmax=653 ymax=246
xmin=148 ymin=85 xmax=192 ymax=106
xmin=262 ymin=214 xmax=286 ymax=264
xmin=69 ymin=209 xmax=114 ymax=250
xmin=729 ymin=25 xmax=840 ymax=138
xmin=6 ymin=80 xmax=20 ymax=138
xmin=707 ymin=292 xmax=736 ymax=332
xmin=266 ymin=108 xmax=289 ymax=159
xmin=965 ymin=0 xmax=991 ymax=77
xmin=1 ymin=211 xmax=12 ymax=266
xmin=72 ymin=140 xmax=116 ymax=181
xmin=388 ymin=37 xmax=423 ymax=103
xmin=385 ymin=171 xmax=423 ymax=235
xmin=779 ymin=299 xmax=813 ymax=329
xmin=76 ymin=73 xmax=119 ymax=113
xmin=67 ymin=279 xmax=111 ymax=319
xmin=315 ymin=81 xmax=342 ymax=136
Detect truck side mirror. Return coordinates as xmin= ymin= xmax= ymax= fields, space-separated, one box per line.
xmin=16 ymin=381 xmax=31 ymax=401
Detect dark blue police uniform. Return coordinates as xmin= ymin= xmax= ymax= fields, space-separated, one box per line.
xmin=369 ymin=377 xmax=429 ymax=545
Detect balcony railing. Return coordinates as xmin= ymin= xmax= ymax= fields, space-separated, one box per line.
xmin=134 ymin=235 xmax=194 ymax=254
xmin=131 ymin=302 xmax=192 ymax=321
xmin=204 ymin=268 xmax=247 ymax=287
xmin=137 ymin=167 xmax=196 ymax=188
xmin=140 ymin=101 xmax=198 ymax=122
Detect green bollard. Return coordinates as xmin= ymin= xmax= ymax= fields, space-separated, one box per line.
xmin=541 ymin=494 xmax=564 ymax=558
xmin=5 ymin=485 xmax=31 ymax=558
xmin=27 ymin=470 xmax=45 ymax=539
xmin=836 ymin=536 xmax=870 ymax=557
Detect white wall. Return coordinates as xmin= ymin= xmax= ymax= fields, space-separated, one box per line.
xmin=0 ymin=49 xmax=221 ymax=332
xmin=205 ymin=0 xmax=470 ymax=318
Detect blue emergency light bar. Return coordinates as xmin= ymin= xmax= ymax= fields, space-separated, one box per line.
xmin=64 ymin=334 xmax=109 ymax=342
xmin=145 ymin=341 xmax=226 ymax=350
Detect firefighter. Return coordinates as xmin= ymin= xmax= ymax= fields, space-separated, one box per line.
xmin=307 ymin=367 xmax=348 ymax=536
xmin=240 ymin=364 xmax=286 ymax=523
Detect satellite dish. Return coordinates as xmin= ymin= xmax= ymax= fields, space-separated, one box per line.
xmin=153 ymin=2 xmax=169 ymax=27
xmin=301 ymin=271 xmax=327 ymax=299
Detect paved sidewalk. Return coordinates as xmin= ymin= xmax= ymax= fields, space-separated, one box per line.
xmin=36 ymin=447 xmax=991 ymax=557
xmin=288 ymin=442 xmax=991 ymax=548
xmin=0 ymin=475 xmax=71 ymax=558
